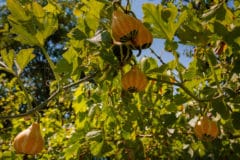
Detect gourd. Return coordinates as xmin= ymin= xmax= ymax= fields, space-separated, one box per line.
xmin=194 ymin=116 xmax=219 ymax=141
xmin=13 ymin=122 xmax=44 ymax=155
xmin=131 ymin=21 xmax=153 ymax=50
xmin=121 ymin=66 xmax=148 ymax=92
xmin=111 ymin=10 xmax=139 ymax=43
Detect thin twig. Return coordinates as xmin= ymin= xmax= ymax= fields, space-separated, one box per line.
xmin=149 ymin=48 xmax=166 ymax=64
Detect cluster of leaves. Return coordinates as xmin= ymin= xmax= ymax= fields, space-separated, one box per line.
xmin=1 ymin=0 xmax=240 ymax=159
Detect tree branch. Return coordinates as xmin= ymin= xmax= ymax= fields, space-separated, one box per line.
xmin=148 ymin=76 xmax=209 ymax=102
xmin=0 ymin=72 xmax=97 ymax=120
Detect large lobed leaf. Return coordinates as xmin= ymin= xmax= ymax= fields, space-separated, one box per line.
xmin=142 ymin=3 xmax=187 ymax=40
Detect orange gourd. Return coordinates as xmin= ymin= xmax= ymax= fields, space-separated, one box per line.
xmin=121 ymin=66 xmax=148 ymax=92
xmin=194 ymin=116 xmax=219 ymax=141
xmin=111 ymin=10 xmax=139 ymax=43
xmin=131 ymin=22 xmax=153 ymax=50
xmin=13 ymin=122 xmax=44 ymax=155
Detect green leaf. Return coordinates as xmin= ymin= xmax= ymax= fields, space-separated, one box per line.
xmin=72 ymin=85 xmax=88 ymax=113
xmin=7 ymin=0 xmax=31 ymax=21
xmin=140 ymin=57 xmax=158 ymax=75
xmin=200 ymin=86 xmax=217 ymax=99
xmin=232 ymin=112 xmax=240 ymax=130
xmin=213 ymin=21 xmax=229 ymax=38
xmin=0 ymin=49 xmax=14 ymax=70
xmin=9 ymin=22 xmax=40 ymax=46
xmin=36 ymin=14 xmax=58 ymax=46
xmin=202 ymin=3 xmax=234 ymax=24
xmin=212 ymin=99 xmax=230 ymax=119
xmin=55 ymin=58 xmax=72 ymax=74
xmin=101 ymin=141 xmax=113 ymax=156
xmin=74 ymin=0 xmax=104 ymax=34
xmin=64 ymin=142 xmax=80 ymax=160
xmin=143 ymin=3 xmax=187 ymax=40
xmin=166 ymin=103 xmax=178 ymax=112
xmin=71 ymin=28 xmax=87 ymax=40
xmin=207 ymin=51 xmax=218 ymax=66
xmin=90 ymin=141 xmax=104 ymax=156
xmin=16 ymin=48 xmax=35 ymax=74
xmin=142 ymin=3 xmax=169 ymax=39
xmin=84 ymin=0 xmax=104 ymax=32
xmin=61 ymin=47 xmax=81 ymax=75
xmin=32 ymin=2 xmax=45 ymax=18
xmin=161 ymin=113 xmax=177 ymax=127
xmin=43 ymin=1 xmax=61 ymax=14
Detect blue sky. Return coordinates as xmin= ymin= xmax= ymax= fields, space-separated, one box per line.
xmin=0 ymin=0 xmax=5 ymax=6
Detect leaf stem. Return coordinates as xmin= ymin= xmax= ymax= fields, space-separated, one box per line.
xmin=206 ymin=50 xmax=223 ymax=95
xmin=173 ymin=50 xmax=184 ymax=82
xmin=16 ymin=76 xmax=32 ymax=110
xmin=40 ymin=46 xmax=60 ymax=81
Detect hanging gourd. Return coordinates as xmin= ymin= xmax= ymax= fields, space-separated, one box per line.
xmin=194 ymin=116 xmax=219 ymax=141
xmin=131 ymin=22 xmax=153 ymax=50
xmin=111 ymin=10 xmax=139 ymax=43
xmin=13 ymin=122 xmax=44 ymax=155
xmin=121 ymin=66 xmax=148 ymax=92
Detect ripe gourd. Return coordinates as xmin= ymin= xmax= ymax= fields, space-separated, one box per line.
xmin=111 ymin=10 xmax=139 ymax=43
xmin=121 ymin=66 xmax=148 ymax=92
xmin=194 ymin=116 xmax=219 ymax=141
xmin=13 ymin=122 xmax=44 ymax=155
xmin=131 ymin=22 xmax=153 ymax=50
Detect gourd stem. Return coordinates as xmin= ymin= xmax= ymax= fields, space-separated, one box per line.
xmin=112 ymin=1 xmax=137 ymax=18
xmin=35 ymin=111 xmax=41 ymax=123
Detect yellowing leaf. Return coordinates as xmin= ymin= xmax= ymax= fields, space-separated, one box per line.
xmin=16 ymin=48 xmax=35 ymax=75
xmin=72 ymin=85 xmax=88 ymax=113
xmin=43 ymin=1 xmax=61 ymax=14
xmin=9 ymin=22 xmax=40 ymax=46
xmin=90 ymin=141 xmax=104 ymax=156
xmin=32 ymin=2 xmax=44 ymax=18
xmin=0 ymin=49 xmax=14 ymax=70
xmin=36 ymin=14 xmax=58 ymax=46
xmin=143 ymin=3 xmax=187 ymax=40
xmin=7 ymin=0 xmax=31 ymax=21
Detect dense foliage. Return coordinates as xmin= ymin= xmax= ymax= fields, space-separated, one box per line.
xmin=1 ymin=0 xmax=240 ymax=159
